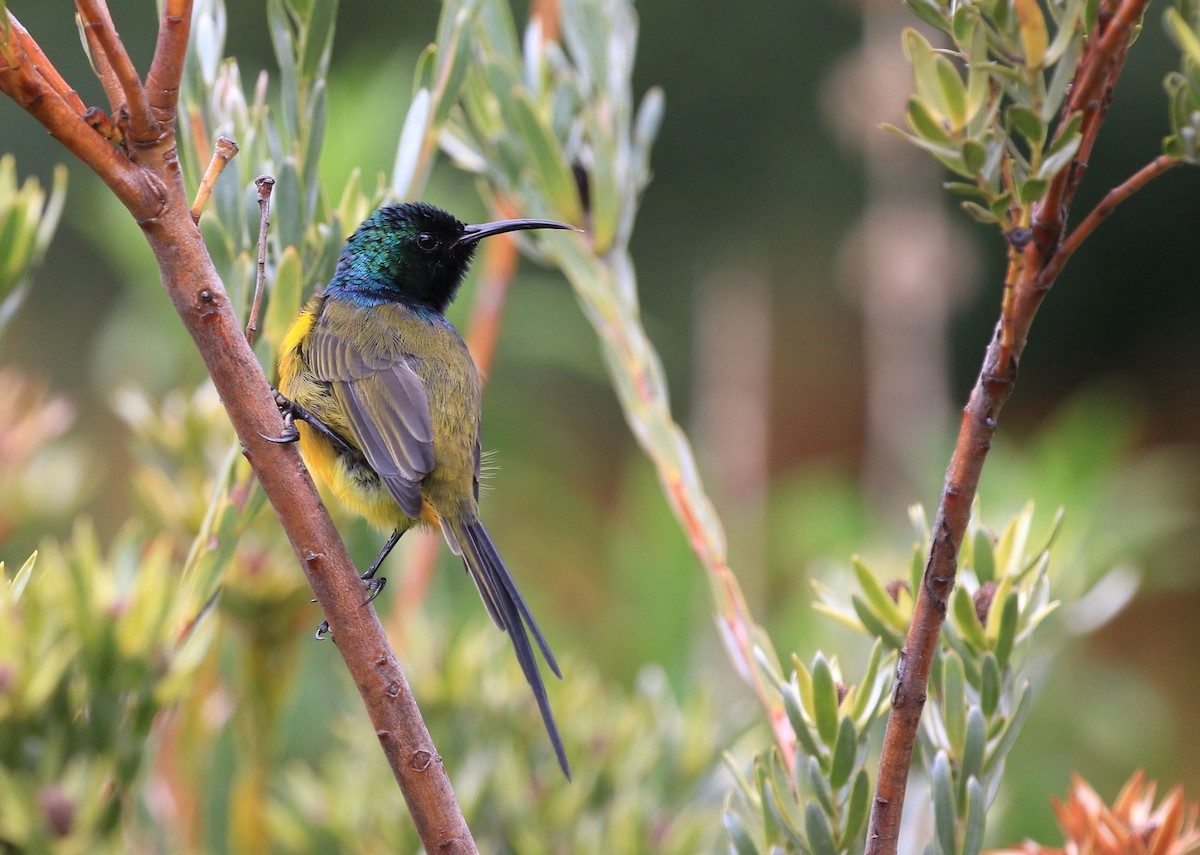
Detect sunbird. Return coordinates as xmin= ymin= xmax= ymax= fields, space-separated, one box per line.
xmin=273 ymin=201 xmax=576 ymax=778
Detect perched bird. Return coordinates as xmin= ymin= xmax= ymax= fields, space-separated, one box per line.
xmin=273 ymin=201 xmax=576 ymax=777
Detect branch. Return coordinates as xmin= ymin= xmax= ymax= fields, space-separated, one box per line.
xmin=75 ymin=0 xmax=156 ymax=143
xmin=0 ymin=14 xmax=479 ymax=854
xmin=1044 ymin=154 xmax=1180 ymax=283
xmin=0 ymin=12 xmax=147 ymax=213
xmin=144 ymin=0 xmax=191 ymax=121
xmin=76 ymin=1 xmax=122 ymax=115
xmin=865 ymin=2 xmax=1153 ymax=852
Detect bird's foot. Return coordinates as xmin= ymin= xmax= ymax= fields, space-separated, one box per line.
xmin=262 ymin=388 xmax=354 ymax=454
xmin=362 ymin=574 xmax=387 ymax=605
xmin=315 ymin=620 xmax=332 ymax=640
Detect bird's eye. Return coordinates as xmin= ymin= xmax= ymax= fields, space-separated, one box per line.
xmin=416 ymin=232 xmax=439 ymax=251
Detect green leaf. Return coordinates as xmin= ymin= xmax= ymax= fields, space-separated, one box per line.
xmin=804 ymin=754 xmax=836 ymax=818
xmin=993 ymin=592 xmax=1019 ymax=670
xmin=805 ymin=802 xmax=838 ymax=855
xmin=724 ymin=802 xmax=763 ymax=855
xmin=851 ymin=639 xmax=885 ymax=725
xmin=960 ymin=706 xmax=986 ymax=801
xmin=973 ymin=529 xmax=995 ymax=583
xmin=942 ymin=649 xmax=967 ymax=755
xmin=963 ymin=776 xmax=987 ymax=855
xmin=935 ymin=55 xmax=969 ymax=129
xmin=262 ymin=246 xmax=304 ymax=369
xmin=962 ymin=138 xmax=987 ymax=174
xmin=932 ymin=751 xmax=957 ymax=855
xmin=907 ymin=97 xmax=954 ymax=146
xmin=960 ymin=201 xmax=998 ymax=225
xmin=983 ymin=681 xmax=1033 ymax=775
xmin=1166 ymin=7 xmax=1200 ymax=66
xmin=829 ymin=716 xmax=858 ymax=790
xmin=510 ymin=91 xmax=583 ymax=221
xmin=811 ymin=653 xmax=840 ymax=747
xmin=853 ymin=556 xmax=909 ymax=631
xmin=300 ymin=0 xmax=336 ymax=80
xmin=392 ymin=89 xmax=432 ymax=201
xmin=843 ymin=768 xmax=872 ymax=846
xmin=1009 ymin=105 xmax=1046 ymax=146
xmin=1018 ymin=176 xmax=1049 ymax=203
xmin=905 ymin=29 xmax=949 ymax=121
xmin=951 ymin=584 xmax=988 ymax=650
xmin=980 ymin=652 xmax=1001 ymax=718
xmin=1037 ymin=133 xmax=1081 ymax=179
xmin=906 ymin=0 xmax=951 ymax=33
xmin=274 ymin=159 xmax=304 ymax=251
xmin=1044 ymin=34 xmax=1083 ymax=120
xmin=852 ymin=594 xmax=905 ymax=650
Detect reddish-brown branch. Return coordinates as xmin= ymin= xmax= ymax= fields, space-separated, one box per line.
xmin=0 ymin=18 xmax=146 ymax=211
xmin=144 ymin=0 xmax=191 ymax=121
xmin=1032 ymin=0 xmax=1146 ymax=256
xmin=1045 ymin=154 xmax=1180 ymax=284
xmin=189 ymin=136 xmax=239 ymax=222
xmin=1 ymin=12 xmax=478 ymax=853
xmin=77 ymin=3 xmax=122 ymax=115
xmin=75 ymin=0 xmax=156 ymax=143
xmin=4 ymin=13 xmax=85 ymax=113
xmin=864 ymin=1 xmax=1154 ymax=851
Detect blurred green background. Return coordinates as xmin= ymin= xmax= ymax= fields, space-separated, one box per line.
xmin=1 ymin=1 xmax=1199 ymax=850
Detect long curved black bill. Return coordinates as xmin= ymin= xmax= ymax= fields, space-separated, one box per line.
xmin=455 ymin=217 xmax=578 ymax=247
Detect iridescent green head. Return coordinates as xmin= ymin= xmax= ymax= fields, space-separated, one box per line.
xmin=327 ymin=202 xmax=575 ymax=313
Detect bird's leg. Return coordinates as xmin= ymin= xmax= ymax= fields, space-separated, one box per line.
xmin=262 ymin=387 xmax=355 ymax=454
xmin=360 ymin=528 xmax=404 ymax=604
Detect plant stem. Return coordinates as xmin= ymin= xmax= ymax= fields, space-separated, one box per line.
xmin=865 ymin=1 xmax=1154 ymax=851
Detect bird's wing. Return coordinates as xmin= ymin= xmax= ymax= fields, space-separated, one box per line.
xmin=306 ymin=303 xmax=435 ymax=520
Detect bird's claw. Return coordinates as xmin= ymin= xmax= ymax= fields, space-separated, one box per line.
xmin=315 ymin=620 xmax=332 ymax=640
xmin=362 ymin=575 xmax=387 ymax=606
xmin=268 ymin=388 xmax=355 ymax=454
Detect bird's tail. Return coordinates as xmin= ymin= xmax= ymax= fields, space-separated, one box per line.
xmin=443 ymin=515 xmax=569 ymax=779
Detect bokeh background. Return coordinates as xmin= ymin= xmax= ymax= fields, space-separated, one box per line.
xmin=1 ymin=0 xmax=1198 ymax=850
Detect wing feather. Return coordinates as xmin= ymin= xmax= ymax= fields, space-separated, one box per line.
xmin=306 ymin=302 xmax=435 ymax=520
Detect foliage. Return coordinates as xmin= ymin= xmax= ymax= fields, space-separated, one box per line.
xmin=270 ymin=618 xmax=727 ymax=855
xmin=0 ymin=524 xmax=216 ymax=852
xmin=0 ymin=154 xmax=65 ymax=335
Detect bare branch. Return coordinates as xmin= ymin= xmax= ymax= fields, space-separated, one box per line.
xmin=0 ymin=14 xmax=148 ymax=213
xmin=1046 ymin=154 xmax=1180 ymax=284
xmin=75 ymin=0 xmax=156 ymax=143
xmin=144 ymin=0 xmax=192 ymax=120
xmin=77 ymin=5 xmax=122 ymax=114
xmin=245 ymin=174 xmax=274 ymax=345
xmin=189 ymin=135 xmax=239 ymax=223
xmin=5 ymin=12 xmax=85 ymax=113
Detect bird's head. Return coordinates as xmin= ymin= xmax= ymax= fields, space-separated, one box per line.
xmin=328 ymin=202 xmax=575 ymax=313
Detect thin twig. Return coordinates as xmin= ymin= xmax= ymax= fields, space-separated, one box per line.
xmin=189 ymin=135 xmax=239 ymax=223
xmin=77 ymin=5 xmax=122 ymax=114
xmin=1045 ymin=154 xmax=1180 ymax=284
xmin=246 ymin=175 xmax=274 ymax=346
